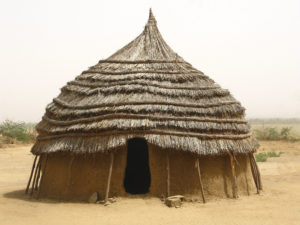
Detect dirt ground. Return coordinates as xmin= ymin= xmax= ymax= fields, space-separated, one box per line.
xmin=0 ymin=141 xmax=300 ymax=225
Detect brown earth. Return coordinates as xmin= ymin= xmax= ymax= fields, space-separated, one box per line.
xmin=0 ymin=141 xmax=300 ymax=225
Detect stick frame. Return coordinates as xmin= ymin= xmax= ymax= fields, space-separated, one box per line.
xmin=105 ymin=152 xmax=114 ymax=203
xmin=34 ymin=161 xmax=42 ymax=191
xmin=229 ymin=152 xmax=238 ymax=198
xmin=37 ymin=154 xmax=48 ymax=199
xmin=66 ymin=154 xmax=75 ymax=195
xmin=196 ymin=158 xmax=206 ymax=203
xmin=30 ymin=156 xmax=41 ymax=196
xmin=25 ymin=155 xmax=37 ymax=194
xmin=166 ymin=152 xmax=170 ymax=197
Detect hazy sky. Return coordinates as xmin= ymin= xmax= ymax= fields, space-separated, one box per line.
xmin=0 ymin=0 xmax=300 ymax=122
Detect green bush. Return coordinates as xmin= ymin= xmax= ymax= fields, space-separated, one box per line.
xmin=0 ymin=120 xmax=35 ymax=143
xmin=280 ymin=127 xmax=292 ymax=140
xmin=266 ymin=152 xmax=281 ymax=157
xmin=253 ymin=126 xmax=298 ymax=141
xmin=255 ymin=153 xmax=268 ymax=162
xmin=255 ymin=151 xmax=282 ymax=162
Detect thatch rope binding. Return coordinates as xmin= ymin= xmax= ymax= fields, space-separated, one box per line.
xmin=82 ymin=70 xmax=201 ymax=75
xmin=36 ymin=129 xmax=252 ymax=141
xmin=62 ymin=85 xmax=229 ymax=99
xmin=68 ymin=80 xmax=219 ymax=91
xmin=42 ymin=114 xmax=247 ymax=126
xmin=97 ymin=60 xmax=187 ymax=64
xmin=53 ymin=98 xmax=240 ymax=110
xmin=77 ymin=73 xmax=199 ymax=83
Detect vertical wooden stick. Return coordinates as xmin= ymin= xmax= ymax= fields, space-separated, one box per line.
xmin=166 ymin=152 xmax=170 ymax=197
xmin=229 ymin=152 xmax=238 ymax=198
xmin=249 ymin=153 xmax=261 ymax=193
xmin=251 ymin=153 xmax=263 ymax=190
xmin=105 ymin=152 xmax=114 ymax=203
xmin=37 ymin=154 xmax=48 ymax=199
xmin=196 ymin=158 xmax=206 ymax=203
xmin=30 ymin=156 xmax=41 ymax=196
xmin=249 ymin=154 xmax=258 ymax=193
xmin=67 ymin=154 xmax=75 ymax=193
xmin=34 ymin=160 xmax=41 ymax=191
xmin=25 ymin=155 xmax=37 ymax=194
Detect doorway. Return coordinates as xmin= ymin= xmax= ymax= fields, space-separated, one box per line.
xmin=124 ymin=138 xmax=151 ymax=194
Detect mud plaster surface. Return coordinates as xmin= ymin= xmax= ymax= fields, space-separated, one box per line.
xmin=39 ymin=144 xmax=255 ymax=201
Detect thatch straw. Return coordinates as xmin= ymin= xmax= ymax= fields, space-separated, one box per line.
xmin=31 ymin=9 xmax=259 ymax=156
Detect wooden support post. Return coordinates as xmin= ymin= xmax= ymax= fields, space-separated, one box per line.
xmin=34 ymin=160 xmax=41 ymax=191
xmin=37 ymin=154 xmax=48 ymax=199
xmin=251 ymin=153 xmax=263 ymax=190
xmin=105 ymin=152 xmax=114 ymax=203
xmin=66 ymin=155 xmax=75 ymax=193
xmin=196 ymin=158 xmax=206 ymax=203
xmin=25 ymin=155 xmax=37 ymax=194
xmin=166 ymin=152 xmax=170 ymax=197
xmin=30 ymin=156 xmax=41 ymax=196
xmin=256 ymin=163 xmax=263 ymax=190
xmin=229 ymin=152 xmax=238 ymax=198
xmin=249 ymin=153 xmax=259 ymax=193
xmin=249 ymin=153 xmax=262 ymax=193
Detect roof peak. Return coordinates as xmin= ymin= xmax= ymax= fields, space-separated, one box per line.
xmin=147 ymin=8 xmax=157 ymax=26
xmin=106 ymin=9 xmax=184 ymax=61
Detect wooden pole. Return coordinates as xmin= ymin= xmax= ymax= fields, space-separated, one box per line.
xmin=229 ymin=152 xmax=238 ymax=198
xmin=37 ymin=154 xmax=48 ymax=199
xmin=34 ymin=160 xmax=42 ymax=191
xmin=25 ymin=155 xmax=37 ymax=194
xmin=249 ymin=153 xmax=259 ymax=193
xmin=105 ymin=152 xmax=114 ymax=203
xmin=249 ymin=153 xmax=261 ymax=193
xmin=256 ymin=162 xmax=263 ymax=190
xmin=196 ymin=158 xmax=206 ymax=203
xmin=166 ymin=152 xmax=170 ymax=197
xmin=30 ymin=156 xmax=41 ymax=196
xmin=250 ymin=159 xmax=259 ymax=194
xmin=66 ymin=155 xmax=75 ymax=194
xmin=251 ymin=153 xmax=263 ymax=190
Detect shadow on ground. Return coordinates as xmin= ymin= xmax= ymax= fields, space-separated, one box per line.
xmin=3 ymin=189 xmax=63 ymax=204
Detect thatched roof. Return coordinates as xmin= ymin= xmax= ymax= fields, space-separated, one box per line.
xmin=32 ymin=10 xmax=259 ymax=156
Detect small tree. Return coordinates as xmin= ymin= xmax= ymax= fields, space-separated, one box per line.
xmin=0 ymin=120 xmax=31 ymax=142
xmin=280 ymin=127 xmax=292 ymax=140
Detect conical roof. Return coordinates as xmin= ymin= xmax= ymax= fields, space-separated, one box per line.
xmin=32 ymin=10 xmax=259 ymax=155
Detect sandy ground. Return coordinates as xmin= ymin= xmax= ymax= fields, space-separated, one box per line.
xmin=0 ymin=142 xmax=300 ymax=225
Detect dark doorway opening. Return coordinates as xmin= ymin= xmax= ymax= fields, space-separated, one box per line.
xmin=124 ymin=138 xmax=151 ymax=194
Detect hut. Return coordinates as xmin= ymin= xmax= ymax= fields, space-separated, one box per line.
xmin=26 ymin=10 xmax=262 ymax=203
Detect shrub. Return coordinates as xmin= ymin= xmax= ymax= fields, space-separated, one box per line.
xmin=253 ymin=126 xmax=299 ymax=141
xmin=255 ymin=151 xmax=282 ymax=162
xmin=0 ymin=120 xmax=36 ymax=143
xmin=255 ymin=153 xmax=268 ymax=162
xmin=266 ymin=152 xmax=281 ymax=157
xmin=280 ymin=127 xmax=292 ymax=140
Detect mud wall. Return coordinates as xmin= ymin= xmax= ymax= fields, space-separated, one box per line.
xmin=39 ymin=144 xmax=256 ymax=201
